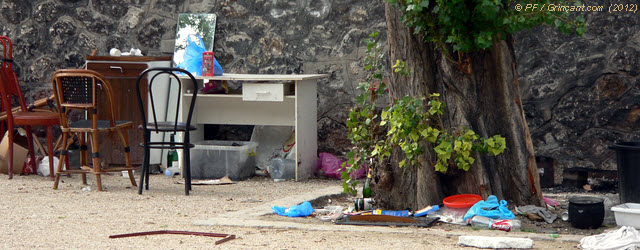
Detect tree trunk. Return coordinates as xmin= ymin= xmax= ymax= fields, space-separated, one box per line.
xmin=373 ymin=3 xmax=544 ymax=210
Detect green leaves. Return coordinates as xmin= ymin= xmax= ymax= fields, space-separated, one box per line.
xmin=392 ymin=60 xmax=410 ymax=76
xmin=486 ymin=135 xmax=507 ymax=156
xmin=428 ymin=99 xmax=443 ymax=115
xmin=387 ymin=0 xmax=586 ymax=55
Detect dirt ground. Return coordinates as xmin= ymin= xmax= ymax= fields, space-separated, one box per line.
xmin=0 ymin=172 xmax=607 ymax=249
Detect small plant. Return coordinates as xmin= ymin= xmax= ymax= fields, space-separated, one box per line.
xmin=340 ymin=32 xmax=387 ymax=194
xmin=341 ymin=32 xmax=506 ymax=195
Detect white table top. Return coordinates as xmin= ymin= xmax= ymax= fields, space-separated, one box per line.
xmin=180 ymin=73 xmax=329 ymax=81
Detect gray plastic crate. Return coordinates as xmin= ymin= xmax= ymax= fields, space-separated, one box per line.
xmin=189 ymin=140 xmax=258 ymax=180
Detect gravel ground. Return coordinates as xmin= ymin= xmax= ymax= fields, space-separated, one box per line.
xmin=1 ymin=173 xmax=588 ymax=249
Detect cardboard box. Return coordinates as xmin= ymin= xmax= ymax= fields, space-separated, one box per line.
xmin=0 ymin=131 xmax=30 ymax=175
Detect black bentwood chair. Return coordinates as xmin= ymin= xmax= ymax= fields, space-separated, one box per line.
xmin=136 ymin=68 xmax=198 ymax=195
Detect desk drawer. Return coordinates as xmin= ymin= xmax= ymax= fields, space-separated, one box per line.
xmin=242 ymin=83 xmax=284 ymax=102
xmin=87 ymin=62 xmax=147 ymax=78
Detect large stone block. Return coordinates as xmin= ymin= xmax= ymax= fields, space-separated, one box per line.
xmin=1 ymin=0 xmax=31 ymax=24
xmin=91 ymin=0 xmax=133 ymax=19
xmin=49 ymin=16 xmax=78 ymax=47
xmin=34 ymin=1 xmax=64 ymax=23
xmin=136 ymin=18 xmax=166 ymax=48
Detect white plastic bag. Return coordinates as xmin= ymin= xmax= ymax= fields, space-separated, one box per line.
xmin=38 ymin=156 xmax=65 ymax=177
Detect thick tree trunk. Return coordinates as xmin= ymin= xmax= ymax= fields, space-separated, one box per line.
xmin=374 ymin=3 xmax=544 ymax=210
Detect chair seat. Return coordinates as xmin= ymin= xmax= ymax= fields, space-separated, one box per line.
xmin=12 ymin=111 xmax=60 ymax=126
xmin=69 ymin=119 xmax=133 ymax=130
xmin=139 ymin=122 xmax=197 ymax=132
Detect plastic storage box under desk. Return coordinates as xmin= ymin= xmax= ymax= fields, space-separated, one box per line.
xmin=189 ymin=140 xmax=258 ymax=181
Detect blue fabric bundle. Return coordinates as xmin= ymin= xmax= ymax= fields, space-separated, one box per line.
xmin=463 ymin=195 xmax=515 ymax=221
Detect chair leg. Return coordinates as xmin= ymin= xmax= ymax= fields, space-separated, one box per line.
xmin=183 ymin=142 xmax=191 ymax=195
xmin=79 ymin=133 xmax=87 ymax=185
xmin=145 ymin=159 xmax=150 ymax=190
xmin=138 ymin=145 xmax=149 ymax=195
xmin=46 ymin=125 xmax=54 ymax=181
xmin=7 ymin=126 xmax=13 ymax=179
xmin=90 ymin=132 xmax=103 ymax=191
xmin=117 ymin=129 xmax=136 ymax=187
xmin=24 ymin=126 xmax=37 ymax=176
xmin=139 ymin=142 xmax=150 ymax=194
xmin=53 ymin=133 xmax=69 ymax=190
xmin=53 ymin=135 xmax=71 ymax=176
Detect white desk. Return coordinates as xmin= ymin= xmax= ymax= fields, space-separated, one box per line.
xmin=179 ymin=73 xmax=328 ymax=180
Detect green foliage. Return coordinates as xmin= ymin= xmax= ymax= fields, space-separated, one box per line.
xmin=386 ymin=0 xmax=585 ymax=56
xmin=342 ymin=32 xmax=388 ymax=195
xmin=342 ymin=33 xmax=506 ymax=195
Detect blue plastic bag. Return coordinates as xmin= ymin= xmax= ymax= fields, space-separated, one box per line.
xmin=272 ymin=201 xmax=315 ymax=217
xmin=176 ymin=34 xmax=206 ymax=76
xmin=176 ymin=34 xmax=223 ymax=76
xmin=462 ymin=195 xmax=515 ymax=222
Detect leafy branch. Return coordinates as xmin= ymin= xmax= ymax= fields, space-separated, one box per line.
xmin=386 ymin=0 xmax=586 ymax=71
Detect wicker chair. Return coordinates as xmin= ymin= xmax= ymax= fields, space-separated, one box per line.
xmin=51 ymin=69 xmax=136 ymax=191
xmin=0 ymin=36 xmax=60 ymax=180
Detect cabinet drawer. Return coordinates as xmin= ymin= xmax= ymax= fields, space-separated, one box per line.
xmin=86 ymin=62 xmax=147 ymax=78
xmin=242 ymin=83 xmax=285 ymax=102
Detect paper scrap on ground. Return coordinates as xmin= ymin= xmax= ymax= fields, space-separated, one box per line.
xmin=579 ymin=226 xmax=640 ymax=250
xmin=458 ymin=236 xmax=533 ymax=249
xmin=315 ymin=206 xmax=345 ymax=221
xmin=178 ymin=176 xmax=234 ymax=185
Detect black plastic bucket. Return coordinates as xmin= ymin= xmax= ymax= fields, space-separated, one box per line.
xmin=610 ymin=142 xmax=640 ymax=203
xmin=568 ymin=196 xmax=604 ymax=229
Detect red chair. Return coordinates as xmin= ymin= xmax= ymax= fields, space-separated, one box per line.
xmin=0 ymin=36 xmax=60 ymax=180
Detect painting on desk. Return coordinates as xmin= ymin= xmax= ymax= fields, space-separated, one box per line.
xmin=173 ymin=13 xmax=217 ymax=67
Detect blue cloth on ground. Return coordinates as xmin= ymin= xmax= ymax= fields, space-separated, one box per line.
xmin=462 ymin=195 xmax=515 ymax=222
xmin=272 ymin=201 xmax=315 ymax=217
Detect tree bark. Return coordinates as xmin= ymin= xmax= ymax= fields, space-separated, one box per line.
xmin=374 ymin=3 xmax=544 ymax=210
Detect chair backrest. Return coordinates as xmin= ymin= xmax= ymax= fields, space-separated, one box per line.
xmin=135 ymin=67 xmax=198 ymax=133
xmin=0 ymin=36 xmax=29 ymax=115
xmin=51 ymin=69 xmax=117 ymax=128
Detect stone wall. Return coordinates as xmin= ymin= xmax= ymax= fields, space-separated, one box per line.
xmin=514 ymin=0 xmax=640 ymax=184
xmin=0 ymin=0 xmax=386 ymax=155
xmin=1 ymin=0 xmax=638 ymax=184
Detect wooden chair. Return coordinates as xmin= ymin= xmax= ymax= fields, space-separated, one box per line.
xmin=0 ymin=36 xmax=60 ymax=180
xmin=51 ymin=69 xmax=137 ymax=190
xmin=136 ymin=68 xmax=198 ymax=195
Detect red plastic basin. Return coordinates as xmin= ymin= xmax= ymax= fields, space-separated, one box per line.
xmin=443 ymin=194 xmax=482 ymax=208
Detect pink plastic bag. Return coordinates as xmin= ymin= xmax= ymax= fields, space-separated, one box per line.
xmin=318 ymin=153 xmax=365 ymax=179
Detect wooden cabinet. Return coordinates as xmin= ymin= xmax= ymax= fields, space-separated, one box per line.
xmin=86 ymin=56 xmax=171 ymax=166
